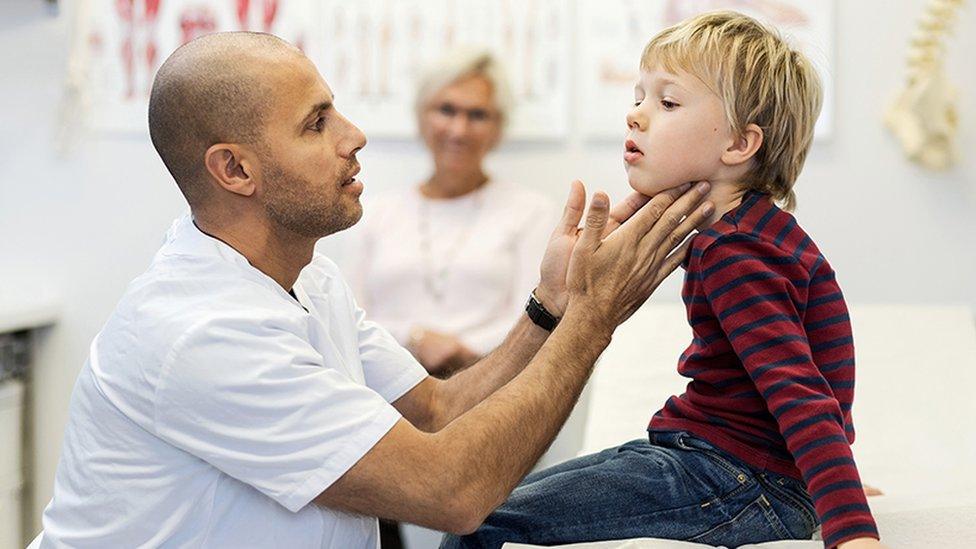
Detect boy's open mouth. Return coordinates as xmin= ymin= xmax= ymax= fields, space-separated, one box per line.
xmin=624 ymin=140 xmax=644 ymax=164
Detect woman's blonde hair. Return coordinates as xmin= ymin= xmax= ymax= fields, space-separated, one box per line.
xmin=414 ymin=47 xmax=514 ymax=130
xmin=642 ymin=11 xmax=823 ymax=210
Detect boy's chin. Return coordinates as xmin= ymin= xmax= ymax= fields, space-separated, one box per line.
xmin=627 ymin=174 xmax=684 ymax=197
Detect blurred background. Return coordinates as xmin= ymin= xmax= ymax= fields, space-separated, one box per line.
xmin=1 ymin=0 xmax=973 ymax=548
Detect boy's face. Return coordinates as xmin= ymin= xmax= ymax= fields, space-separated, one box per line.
xmin=625 ymin=66 xmax=733 ymax=196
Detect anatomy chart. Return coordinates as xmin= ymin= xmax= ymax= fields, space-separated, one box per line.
xmin=577 ymin=0 xmax=835 ymax=140
xmin=75 ymin=1 xmax=830 ymax=141
xmin=312 ymin=0 xmax=571 ymax=139
xmin=80 ymin=0 xmax=318 ymax=132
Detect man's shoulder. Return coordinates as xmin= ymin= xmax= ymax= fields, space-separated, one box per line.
xmin=107 ymin=257 xmax=304 ymax=358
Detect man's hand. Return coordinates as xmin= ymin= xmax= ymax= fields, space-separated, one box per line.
xmin=562 ymin=181 xmax=712 ymax=333
xmin=536 ymin=180 xmax=675 ymax=316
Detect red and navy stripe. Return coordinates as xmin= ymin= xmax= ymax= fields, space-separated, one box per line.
xmin=650 ymin=192 xmax=878 ymax=547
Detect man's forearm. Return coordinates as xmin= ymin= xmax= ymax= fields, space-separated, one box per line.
xmin=427 ymin=313 xmax=550 ymax=430
xmin=429 ymin=305 xmax=611 ymax=529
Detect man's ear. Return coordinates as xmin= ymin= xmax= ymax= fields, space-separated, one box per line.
xmin=203 ymin=143 xmax=258 ymax=197
xmin=721 ymin=123 xmax=764 ymax=167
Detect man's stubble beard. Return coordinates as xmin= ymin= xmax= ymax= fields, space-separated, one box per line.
xmin=261 ymin=158 xmax=362 ymax=239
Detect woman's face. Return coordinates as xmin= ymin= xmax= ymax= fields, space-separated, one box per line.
xmin=419 ymin=75 xmax=502 ymax=174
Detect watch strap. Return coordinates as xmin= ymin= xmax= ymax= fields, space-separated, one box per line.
xmin=525 ymin=290 xmax=560 ymax=332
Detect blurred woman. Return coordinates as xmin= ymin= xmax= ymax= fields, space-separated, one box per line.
xmin=347 ymin=49 xmax=555 ymax=378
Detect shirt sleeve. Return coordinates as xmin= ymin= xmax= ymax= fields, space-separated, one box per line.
xmin=353 ymin=297 xmax=429 ymax=403
xmin=699 ymin=235 xmax=878 ymax=547
xmin=153 ymin=313 xmax=403 ymax=513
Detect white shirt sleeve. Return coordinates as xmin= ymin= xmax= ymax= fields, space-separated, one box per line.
xmin=153 ymin=314 xmax=403 ymax=513
xmin=349 ymin=288 xmax=429 ymax=403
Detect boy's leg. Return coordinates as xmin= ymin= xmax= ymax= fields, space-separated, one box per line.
xmin=440 ymin=432 xmax=816 ymax=549
xmin=439 ymin=434 xmax=732 ymax=549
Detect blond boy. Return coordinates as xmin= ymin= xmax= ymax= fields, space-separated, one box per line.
xmin=443 ymin=11 xmax=883 ymax=549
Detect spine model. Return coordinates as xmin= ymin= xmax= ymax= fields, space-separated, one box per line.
xmin=885 ymin=0 xmax=965 ymax=170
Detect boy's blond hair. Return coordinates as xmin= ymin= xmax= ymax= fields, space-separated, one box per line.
xmin=642 ymin=11 xmax=822 ymax=210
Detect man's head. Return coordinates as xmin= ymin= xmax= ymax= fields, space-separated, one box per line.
xmin=149 ymin=32 xmax=367 ymax=238
xmin=624 ymin=11 xmax=822 ymax=210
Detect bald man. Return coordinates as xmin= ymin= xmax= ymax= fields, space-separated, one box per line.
xmin=39 ymin=33 xmax=713 ymax=548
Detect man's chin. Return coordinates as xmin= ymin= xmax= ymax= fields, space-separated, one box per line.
xmin=327 ymin=202 xmax=363 ymax=236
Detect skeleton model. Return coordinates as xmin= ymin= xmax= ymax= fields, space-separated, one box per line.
xmin=886 ymin=0 xmax=965 ymax=170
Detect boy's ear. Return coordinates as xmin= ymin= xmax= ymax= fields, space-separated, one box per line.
xmin=203 ymin=143 xmax=258 ymax=198
xmin=721 ymin=123 xmax=763 ymax=167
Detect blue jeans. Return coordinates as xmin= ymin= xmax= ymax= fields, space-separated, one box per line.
xmin=440 ymin=432 xmax=818 ymax=549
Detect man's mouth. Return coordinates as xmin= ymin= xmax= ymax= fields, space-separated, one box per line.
xmin=341 ymin=164 xmax=361 ymax=186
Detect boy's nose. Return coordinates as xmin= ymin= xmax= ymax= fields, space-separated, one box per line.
xmin=626 ymin=108 xmax=647 ymax=131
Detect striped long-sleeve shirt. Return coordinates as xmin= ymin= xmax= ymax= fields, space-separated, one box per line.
xmin=649 ymin=191 xmax=878 ymax=547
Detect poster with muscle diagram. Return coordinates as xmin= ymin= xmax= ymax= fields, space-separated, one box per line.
xmin=577 ymin=0 xmax=835 ymax=140
xmin=80 ymin=0 xmax=318 ymax=133
xmin=75 ymin=1 xmax=829 ymax=140
xmin=75 ymin=0 xmax=570 ymax=139
xmin=313 ymin=0 xmax=571 ymax=139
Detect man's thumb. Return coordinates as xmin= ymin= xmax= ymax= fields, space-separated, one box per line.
xmin=580 ymin=192 xmax=610 ymax=249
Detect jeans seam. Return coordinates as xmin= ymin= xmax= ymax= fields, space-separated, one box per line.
xmin=528 ymin=499 xmax=711 ymax=540
xmin=757 ymin=474 xmax=818 ymax=533
xmin=688 ymin=495 xmax=791 ymax=544
xmin=758 ymin=494 xmax=793 ymax=539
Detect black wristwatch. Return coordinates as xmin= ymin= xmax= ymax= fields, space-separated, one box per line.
xmin=525 ymin=290 xmax=560 ymax=332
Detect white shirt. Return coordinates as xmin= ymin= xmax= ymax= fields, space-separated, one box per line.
xmin=41 ymin=215 xmax=427 ymax=549
xmin=343 ymin=180 xmax=555 ymax=354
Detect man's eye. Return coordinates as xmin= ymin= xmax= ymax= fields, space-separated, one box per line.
xmin=310 ymin=117 xmax=325 ymax=131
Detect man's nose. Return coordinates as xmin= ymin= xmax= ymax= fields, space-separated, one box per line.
xmin=340 ymin=116 xmax=367 ymax=157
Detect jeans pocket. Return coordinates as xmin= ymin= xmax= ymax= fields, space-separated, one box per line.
xmin=675 ymin=434 xmax=751 ymax=486
xmin=688 ymin=494 xmax=792 ymax=547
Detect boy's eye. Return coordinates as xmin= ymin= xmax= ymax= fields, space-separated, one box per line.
xmin=661 ymin=99 xmax=678 ymax=110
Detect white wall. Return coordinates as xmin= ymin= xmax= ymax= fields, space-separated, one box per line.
xmin=1 ymin=0 xmax=974 ymax=536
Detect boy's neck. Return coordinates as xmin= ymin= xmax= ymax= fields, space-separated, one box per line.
xmin=699 ymin=179 xmax=749 ymax=229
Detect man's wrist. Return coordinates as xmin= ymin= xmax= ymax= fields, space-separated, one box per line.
xmin=559 ymin=302 xmax=614 ymax=346
xmin=533 ymin=286 xmax=564 ymax=317
xmin=526 ymin=290 xmax=561 ymax=332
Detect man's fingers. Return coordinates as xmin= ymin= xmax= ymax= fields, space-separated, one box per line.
xmin=635 ymin=182 xmax=710 ymax=249
xmin=578 ymin=192 xmax=610 ymax=251
xmin=605 ymin=191 xmax=652 ymax=236
xmin=555 ymin=180 xmax=586 ymax=236
xmin=650 ymin=239 xmax=693 ymax=288
xmin=615 ymin=183 xmax=695 ymax=241
xmin=643 ymin=193 xmax=714 ymax=262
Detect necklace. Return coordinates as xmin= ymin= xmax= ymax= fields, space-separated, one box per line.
xmin=416 ymin=183 xmax=486 ymax=302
